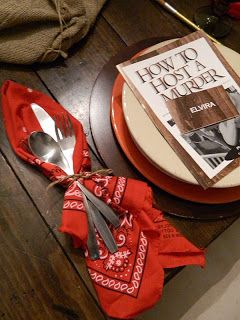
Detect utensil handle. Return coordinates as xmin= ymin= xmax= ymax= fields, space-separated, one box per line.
xmin=89 ymin=201 xmax=118 ymax=254
xmin=82 ymin=193 xmax=100 ymax=260
xmin=77 ymin=182 xmax=120 ymax=228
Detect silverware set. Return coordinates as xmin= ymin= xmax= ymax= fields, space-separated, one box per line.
xmin=29 ymin=103 xmax=120 ymax=259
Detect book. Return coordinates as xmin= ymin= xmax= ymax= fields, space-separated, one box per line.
xmin=117 ymin=31 xmax=240 ymax=189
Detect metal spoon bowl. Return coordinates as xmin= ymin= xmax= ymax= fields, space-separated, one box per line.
xmin=28 ymin=131 xmax=70 ymax=173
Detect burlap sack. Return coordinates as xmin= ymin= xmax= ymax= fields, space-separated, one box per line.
xmin=0 ymin=0 xmax=107 ymax=64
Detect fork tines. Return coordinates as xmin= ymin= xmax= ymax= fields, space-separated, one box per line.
xmin=54 ymin=113 xmax=74 ymax=139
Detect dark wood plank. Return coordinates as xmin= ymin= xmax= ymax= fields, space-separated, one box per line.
xmin=35 ymin=17 xmax=126 ymax=153
xmin=0 ymin=67 xmax=100 ymax=299
xmin=102 ymin=0 xmax=184 ymax=44
xmin=0 ymin=151 xmax=105 ymax=320
xmin=103 ymin=0 xmax=240 ymax=53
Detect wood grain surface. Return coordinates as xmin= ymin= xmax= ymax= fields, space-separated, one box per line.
xmin=167 ymin=86 xmax=238 ymax=133
xmin=0 ymin=152 xmax=104 ymax=320
xmin=0 ymin=0 xmax=240 ymax=319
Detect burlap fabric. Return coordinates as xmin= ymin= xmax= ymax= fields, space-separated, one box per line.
xmin=0 ymin=0 xmax=106 ymax=64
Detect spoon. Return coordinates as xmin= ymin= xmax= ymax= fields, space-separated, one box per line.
xmin=28 ymin=131 xmax=71 ymax=174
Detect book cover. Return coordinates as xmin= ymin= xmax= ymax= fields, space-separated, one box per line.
xmin=117 ymin=30 xmax=240 ymax=188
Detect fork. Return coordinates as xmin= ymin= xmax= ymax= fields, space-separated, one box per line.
xmin=53 ymin=113 xmax=119 ymax=259
xmin=54 ymin=113 xmax=75 ymax=174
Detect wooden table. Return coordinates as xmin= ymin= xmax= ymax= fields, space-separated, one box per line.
xmin=0 ymin=1 xmax=239 ymax=319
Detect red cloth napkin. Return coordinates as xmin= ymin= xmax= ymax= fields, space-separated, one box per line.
xmin=1 ymin=80 xmax=205 ymax=319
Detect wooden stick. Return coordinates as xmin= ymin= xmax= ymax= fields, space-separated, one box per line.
xmin=155 ymin=0 xmax=221 ymax=45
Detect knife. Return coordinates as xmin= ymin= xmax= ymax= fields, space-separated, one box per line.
xmin=31 ymin=103 xmax=58 ymax=141
xmin=77 ymin=182 xmax=120 ymax=228
xmin=82 ymin=191 xmax=100 ymax=260
xmin=31 ymin=103 xmax=72 ymax=174
xmin=77 ymin=181 xmax=120 ymax=255
xmin=89 ymin=201 xmax=118 ymax=254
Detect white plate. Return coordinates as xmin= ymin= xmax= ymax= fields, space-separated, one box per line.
xmin=122 ymin=40 xmax=240 ymax=188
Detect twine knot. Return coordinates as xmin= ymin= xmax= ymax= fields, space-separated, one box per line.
xmin=47 ymin=168 xmax=113 ymax=191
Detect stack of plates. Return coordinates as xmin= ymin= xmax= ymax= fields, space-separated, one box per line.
xmin=111 ymin=40 xmax=240 ymax=203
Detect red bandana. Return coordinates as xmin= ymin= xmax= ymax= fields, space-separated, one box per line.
xmin=1 ymin=80 xmax=205 ymax=319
